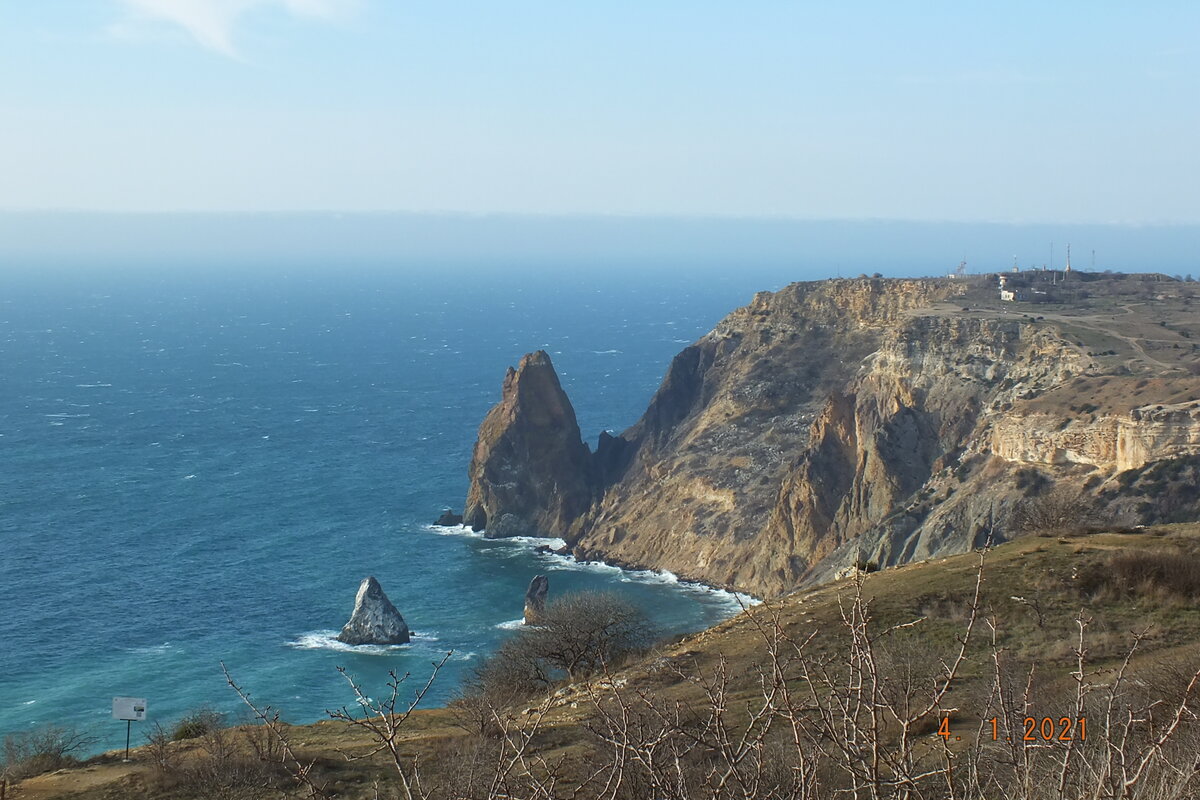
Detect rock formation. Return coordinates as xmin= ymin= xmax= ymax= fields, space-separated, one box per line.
xmin=524 ymin=575 xmax=549 ymax=624
xmin=464 ymin=350 xmax=595 ymax=538
xmin=336 ymin=576 xmax=411 ymax=645
xmin=464 ymin=276 xmax=1200 ymax=597
xmin=434 ymin=509 xmax=463 ymax=526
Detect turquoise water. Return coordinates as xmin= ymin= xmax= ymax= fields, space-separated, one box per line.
xmin=0 ymin=266 xmax=790 ymax=753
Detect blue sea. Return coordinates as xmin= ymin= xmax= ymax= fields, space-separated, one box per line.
xmin=0 ymin=265 xmax=798 ymax=754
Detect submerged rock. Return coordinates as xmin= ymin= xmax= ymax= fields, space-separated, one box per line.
xmin=434 ymin=509 xmax=463 ymax=526
xmin=524 ymin=575 xmax=549 ymax=624
xmin=336 ymin=577 xmax=411 ymax=645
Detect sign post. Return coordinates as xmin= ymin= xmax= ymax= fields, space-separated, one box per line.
xmin=112 ymin=697 xmax=147 ymax=762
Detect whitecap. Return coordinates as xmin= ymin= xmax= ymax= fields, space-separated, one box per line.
xmin=504 ymin=535 xmax=568 ymax=550
xmin=23 ymin=700 xmax=36 ymax=705
xmin=591 ymin=349 xmax=622 ymax=355
xmin=75 ymin=383 xmax=112 ymax=388
xmin=495 ymin=618 xmax=525 ymax=630
xmin=183 ymin=474 xmax=196 ymax=480
xmin=426 ymin=523 xmax=485 ymax=539
xmin=534 ymin=551 xmax=760 ymax=611
xmin=287 ymin=631 xmax=412 ymax=655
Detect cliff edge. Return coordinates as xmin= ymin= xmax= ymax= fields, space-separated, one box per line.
xmin=465 ymin=274 xmax=1200 ymax=596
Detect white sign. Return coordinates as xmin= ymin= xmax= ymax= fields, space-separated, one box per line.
xmin=112 ymin=697 xmax=147 ymax=721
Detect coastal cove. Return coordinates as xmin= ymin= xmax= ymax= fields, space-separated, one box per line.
xmin=0 ymin=267 xmax=784 ymax=755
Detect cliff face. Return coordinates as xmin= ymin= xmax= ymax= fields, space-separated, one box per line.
xmin=463 ymin=350 xmax=594 ymax=538
xmin=465 ymin=277 xmax=1200 ymax=597
xmin=991 ymin=403 xmax=1200 ymax=471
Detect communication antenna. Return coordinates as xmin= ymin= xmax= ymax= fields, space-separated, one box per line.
xmin=955 ymin=259 xmax=967 ymax=277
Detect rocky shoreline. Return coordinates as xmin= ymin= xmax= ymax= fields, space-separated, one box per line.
xmin=428 ymin=517 xmax=761 ymax=606
xmin=456 ymin=274 xmax=1200 ymax=597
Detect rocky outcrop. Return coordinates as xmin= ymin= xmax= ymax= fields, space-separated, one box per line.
xmin=991 ymin=402 xmax=1200 ymax=471
xmin=337 ymin=577 xmax=411 ymax=645
xmin=464 ymin=351 xmax=595 ymax=538
xmin=524 ymin=575 xmax=549 ymax=624
xmin=434 ymin=509 xmax=464 ymax=526
xmin=463 ymin=276 xmax=1200 ymax=597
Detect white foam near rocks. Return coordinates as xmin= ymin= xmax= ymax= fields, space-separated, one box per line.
xmin=495 ymin=618 xmax=526 ymax=630
xmin=426 ymin=522 xmax=760 ymax=614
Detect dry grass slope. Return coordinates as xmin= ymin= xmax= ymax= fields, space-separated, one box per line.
xmin=11 ymin=523 xmax=1200 ymax=799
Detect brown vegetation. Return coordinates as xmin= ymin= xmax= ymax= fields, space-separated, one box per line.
xmin=13 ymin=527 xmax=1200 ymax=799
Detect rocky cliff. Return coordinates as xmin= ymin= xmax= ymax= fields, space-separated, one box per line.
xmin=464 ymin=275 xmax=1200 ymax=597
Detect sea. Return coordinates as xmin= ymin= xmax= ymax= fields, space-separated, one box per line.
xmin=0 ymin=265 xmax=803 ymax=754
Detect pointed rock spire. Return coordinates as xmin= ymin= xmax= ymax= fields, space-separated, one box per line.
xmin=336 ymin=576 xmax=411 ymax=645
xmin=464 ymin=350 xmax=595 ymax=538
xmin=524 ymin=575 xmax=549 ymax=624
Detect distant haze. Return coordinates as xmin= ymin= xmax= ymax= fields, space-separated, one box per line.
xmin=0 ymin=213 xmax=1196 ymax=278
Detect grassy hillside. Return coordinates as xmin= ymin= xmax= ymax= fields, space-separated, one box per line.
xmin=9 ymin=524 xmax=1200 ymax=799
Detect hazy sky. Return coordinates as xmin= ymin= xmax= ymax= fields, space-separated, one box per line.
xmin=1 ymin=2 xmax=1197 ymax=223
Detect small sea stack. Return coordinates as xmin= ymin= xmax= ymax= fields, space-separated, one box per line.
xmin=337 ymin=576 xmax=411 ymax=645
xmin=434 ymin=508 xmax=463 ymax=526
xmin=524 ymin=575 xmax=549 ymax=624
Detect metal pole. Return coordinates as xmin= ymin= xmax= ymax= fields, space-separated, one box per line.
xmin=125 ymin=719 xmax=131 ymax=761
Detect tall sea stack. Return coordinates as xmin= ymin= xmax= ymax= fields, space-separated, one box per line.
xmin=464 ymin=350 xmax=595 ymax=538
xmin=524 ymin=575 xmax=549 ymax=624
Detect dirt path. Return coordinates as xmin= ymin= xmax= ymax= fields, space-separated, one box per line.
xmin=5 ymin=757 xmax=144 ymax=799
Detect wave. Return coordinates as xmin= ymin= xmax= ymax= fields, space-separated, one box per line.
xmin=426 ymin=523 xmax=565 ymax=552
xmin=286 ymin=630 xmax=460 ymax=659
xmin=287 ymin=630 xmax=415 ymax=656
xmin=533 ymin=550 xmax=760 ymax=612
xmin=428 ymin=522 xmax=758 ymax=612
xmin=495 ymin=618 xmax=525 ymax=630
xmin=74 ymin=383 xmax=113 ymax=388
xmin=426 ymin=523 xmax=485 ymax=539
xmin=591 ymin=349 xmax=622 ymax=355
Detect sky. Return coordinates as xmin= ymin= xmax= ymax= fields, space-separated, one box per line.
xmin=0 ymin=2 xmax=1198 ymax=224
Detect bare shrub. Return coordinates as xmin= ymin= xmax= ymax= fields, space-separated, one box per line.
xmin=1013 ymin=486 xmax=1099 ymax=535
xmin=0 ymin=723 xmax=95 ymax=780
xmin=171 ymin=705 xmax=227 ymax=740
xmin=471 ymin=591 xmax=655 ymax=705
xmin=1078 ymin=548 xmax=1200 ymax=601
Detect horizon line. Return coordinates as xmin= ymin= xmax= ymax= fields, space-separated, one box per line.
xmin=0 ymin=209 xmax=1197 ymax=228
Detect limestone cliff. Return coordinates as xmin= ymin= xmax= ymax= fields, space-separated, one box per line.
xmin=464 ymin=350 xmax=594 ymax=538
xmin=465 ymin=275 xmax=1200 ymax=597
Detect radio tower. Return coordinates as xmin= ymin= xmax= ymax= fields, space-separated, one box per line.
xmin=1065 ymin=244 xmax=1072 ymax=277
